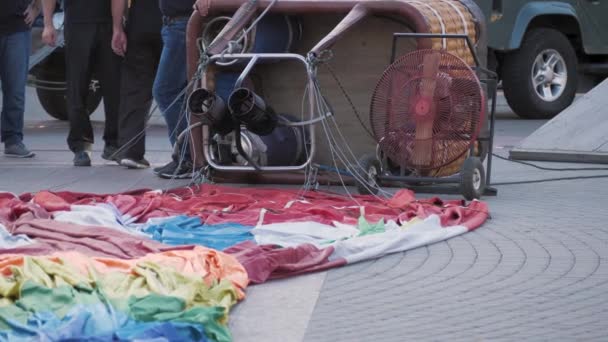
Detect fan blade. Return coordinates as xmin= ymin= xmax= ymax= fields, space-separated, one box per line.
xmin=413 ymin=51 xmax=440 ymax=168
xmin=370 ymin=49 xmax=483 ymax=174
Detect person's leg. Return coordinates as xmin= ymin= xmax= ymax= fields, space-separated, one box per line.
xmin=0 ymin=30 xmax=34 ymax=158
xmin=94 ymin=22 xmax=122 ymax=159
xmin=151 ymin=19 xmax=194 ymax=179
xmin=152 ymin=19 xmax=190 ymax=156
xmin=64 ymin=23 xmax=96 ymax=164
xmin=117 ymin=28 xmax=163 ymax=165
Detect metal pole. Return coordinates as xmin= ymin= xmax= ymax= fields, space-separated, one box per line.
xmin=390 ymin=34 xmax=398 ymax=64
xmin=486 ymin=79 xmax=497 ymax=185
xmin=235 ymin=54 xmax=259 ymax=89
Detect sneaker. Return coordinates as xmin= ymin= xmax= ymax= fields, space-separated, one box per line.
xmin=73 ymin=151 xmax=92 ymax=167
xmin=159 ymin=160 xmax=194 ymax=179
xmin=101 ymin=145 xmax=120 ymax=162
xmin=120 ymin=157 xmax=150 ymax=169
xmin=153 ymin=160 xmax=177 ymax=176
xmin=4 ymin=142 xmax=35 ymax=158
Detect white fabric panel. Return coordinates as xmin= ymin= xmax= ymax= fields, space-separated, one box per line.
xmin=330 ymin=215 xmax=468 ymax=263
xmin=0 ymin=224 xmax=34 ymax=249
xmin=53 ymin=204 xmax=147 ymax=237
xmin=252 ymin=215 xmax=468 ymax=266
xmin=253 ymin=221 xmax=360 ymax=248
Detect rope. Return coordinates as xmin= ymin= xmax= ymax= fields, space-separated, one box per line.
xmin=439 ymin=0 xmax=468 ymax=36
xmin=312 ymin=76 xmax=392 ymax=199
xmin=224 ymin=0 xmax=279 ymax=54
xmin=313 ymin=79 xmax=360 ymax=204
xmin=107 ymin=76 xmax=198 ymax=163
xmin=323 ymin=62 xmax=376 ymax=141
xmin=408 ymin=0 xmax=447 ymax=49
xmin=308 ymin=56 xmax=392 ymax=198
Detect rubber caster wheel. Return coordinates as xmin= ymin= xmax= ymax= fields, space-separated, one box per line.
xmin=460 ymin=157 xmax=485 ymax=200
xmin=356 ymin=153 xmax=382 ymax=195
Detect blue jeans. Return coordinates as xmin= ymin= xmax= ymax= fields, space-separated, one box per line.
xmin=153 ymin=18 xmax=190 ymax=161
xmin=0 ymin=30 xmax=30 ymax=146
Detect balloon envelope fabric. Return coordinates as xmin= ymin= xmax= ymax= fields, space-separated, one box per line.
xmin=0 ymin=185 xmax=490 ymax=340
xmin=0 ymin=247 xmax=247 ymax=342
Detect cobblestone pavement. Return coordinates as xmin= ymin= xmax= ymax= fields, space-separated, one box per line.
xmin=304 ymin=122 xmax=608 ymax=341
xmin=1 ymin=98 xmax=607 ymax=341
xmin=305 ymin=176 xmax=608 ymax=341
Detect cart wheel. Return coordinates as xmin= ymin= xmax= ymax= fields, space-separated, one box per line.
xmin=460 ymin=157 xmax=485 ymax=200
xmin=356 ymin=153 xmax=382 ymax=195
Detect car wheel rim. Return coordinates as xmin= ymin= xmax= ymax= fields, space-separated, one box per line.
xmin=473 ymin=168 xmax=482 ymax=190
xmin=531 ymin=49 xmax=567 ymax=102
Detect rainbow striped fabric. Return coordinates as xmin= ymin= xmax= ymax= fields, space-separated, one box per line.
xmin=0 ymin=185 xmax=489 ymax=341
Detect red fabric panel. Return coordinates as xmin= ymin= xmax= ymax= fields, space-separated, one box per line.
xmin=18 ymin=188 xmax=151 ymax=204
xmin=31 ymin=191 xmax=71 ymax=212
xmin=0 ymin=198 xmax=51 ymax=226
xmin=23 ymin=185 xmax=489 ymax=230
xmin=2 ymin=213 xmax=194 ymax=259
xmin=440 ymin=200 xmax=489 ymax=230
xmin=224 ymin=241 xmax=347 ymax=284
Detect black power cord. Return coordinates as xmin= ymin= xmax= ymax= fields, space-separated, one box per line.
xmin=492 ymin=174 xmax=608 ymax=186
xmin=323 ymin=63 xmax=376 ymax=141
xmin=490 ymin=153 xmax=608 ymax=186
xmin=491 ymin=153 xmax=608 ymax=171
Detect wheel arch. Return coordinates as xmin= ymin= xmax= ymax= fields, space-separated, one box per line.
xmin=508 ymin=2 xmax=582 ymax=52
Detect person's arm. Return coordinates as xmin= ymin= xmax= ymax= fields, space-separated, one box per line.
xmin=24 ymin=0 xmax=42 ymax=27
xmin=41 ymin=0 xmax=57 ymax=46
xmin=111 ymin=0 xmax=128 ymax=56
xmin=111 ymin=0 xmax=127 ymax=32
xmin=194 ymin=0 xmax=208 ymax=16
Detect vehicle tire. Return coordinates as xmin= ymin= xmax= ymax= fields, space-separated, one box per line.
xmin=502 ymin=28 xmax=577 ymax=119
xmin=355 ymin=153 xmax=382 ymax=196
xmin=36 ymin=84 xmax=68 ymax=121
xmin=33 ymin=52 xmax=102 ymax=121
xmin=460 ymin=157 xmax=485 ymax=201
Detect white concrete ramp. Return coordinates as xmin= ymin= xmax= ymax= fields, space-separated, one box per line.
xmin=510 ymin=78 xmax=608 ymax=164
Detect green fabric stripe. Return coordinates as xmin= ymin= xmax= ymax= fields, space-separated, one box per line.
xmin=0 ymin=255 xmax=242 ymax=342
xmin=0 ymin=281 xmax=233 ymax=342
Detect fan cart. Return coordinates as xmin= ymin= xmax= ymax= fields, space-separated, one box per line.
xmin=356 ymin=33 xmax=498 ymax=200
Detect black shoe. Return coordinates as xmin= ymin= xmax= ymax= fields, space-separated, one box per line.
xmin=153 ymin=160 xmax=177 ymax=176
xmin=74 ymin=151 xmax=92 ymax=167
xmin=101 ymin=145 xmax=120 ymax=162
xmin=159 ymin=160 xmax=194 ymax=179
xmin=120 ymin=157 xmax=150 ymax=169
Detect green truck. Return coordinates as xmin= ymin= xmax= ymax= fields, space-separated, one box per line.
xmin=474 ymin=0 xmax=608 ymax=119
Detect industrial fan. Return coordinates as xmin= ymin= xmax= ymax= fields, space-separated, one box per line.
xmin=358 ymin=48 xmax=490 ymax=200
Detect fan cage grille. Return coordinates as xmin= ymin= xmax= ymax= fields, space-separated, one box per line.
xmin=370 ymin=49 xmax=484 ymax=173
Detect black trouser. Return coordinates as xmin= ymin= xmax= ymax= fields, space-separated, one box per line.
xmin=64 ymin=22 xmax=121 ymax=153
xmin=116 ymin=22 xmax=163 ymax=160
